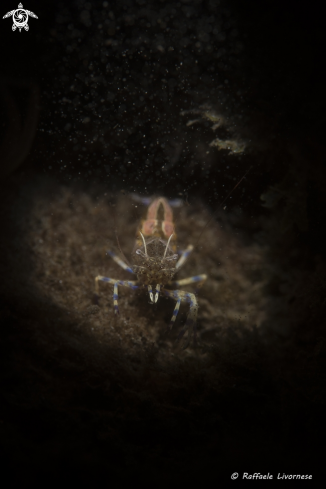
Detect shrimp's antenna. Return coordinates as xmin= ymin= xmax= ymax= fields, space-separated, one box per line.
xmin=194 ymin=165 xmax=252 ymax=248
xmin=163 ymin=233 xmax=174 ymax=260
xmin=139 ymin=231 xmax=148 ymax=256
xmin=110 ymin=201 xmax=132 ymax=267
xmin=115 ymin=229 xmax=132 ymax=267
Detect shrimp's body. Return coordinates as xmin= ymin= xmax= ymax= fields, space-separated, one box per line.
xmin=95 ymin=196 xmax=207 ymax=347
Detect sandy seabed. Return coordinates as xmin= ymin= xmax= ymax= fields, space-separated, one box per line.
xmin=0 ymin=176 xmax=323 ymax=484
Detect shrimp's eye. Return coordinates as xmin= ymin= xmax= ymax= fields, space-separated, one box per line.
xmin=136 ymin=249 xmax=147 ymax=258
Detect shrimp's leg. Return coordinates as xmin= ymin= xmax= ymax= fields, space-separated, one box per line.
xmin=176 ymin=245 xmax=194 ymax=270
xmin=170 ymin=274 xmax=207 ymax=288
xmin=107 ymin=250 xmax=134 ymax=273
xmin=95 ymin=276 xmax=138 ymax=314
xmin=163 ymin=289 xmax=199 ymax=349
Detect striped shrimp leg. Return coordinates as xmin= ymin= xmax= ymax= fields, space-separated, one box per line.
xmin=95 ymin=276 xmax=138 ymax=314
xmin=163 ymin=288 xmax=199 ymax=348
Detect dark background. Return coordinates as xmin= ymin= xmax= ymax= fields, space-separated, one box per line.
xmin=1 ymin=0 xmax=325 ymax=485
xmin=1 ymin=0 xmax=325 ymax=195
